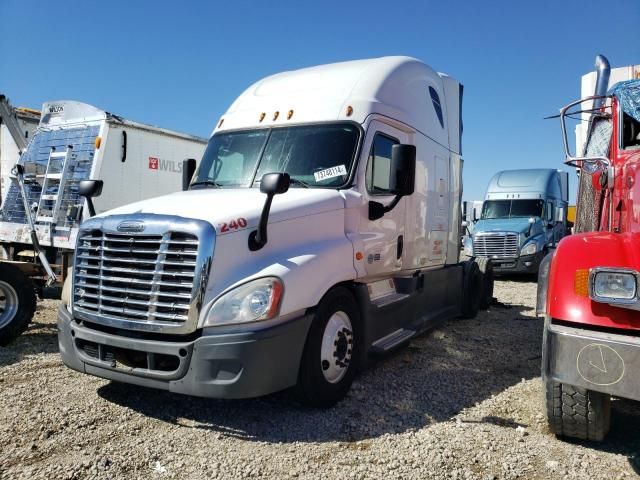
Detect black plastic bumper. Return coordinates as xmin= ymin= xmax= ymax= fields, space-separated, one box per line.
xmin=491 ymin=251 xmax=545 ymax=274
xmin=58 ymin=305 xmax=313 ymax=399
xmin=543 ymin=319 xmax=640 ymax=402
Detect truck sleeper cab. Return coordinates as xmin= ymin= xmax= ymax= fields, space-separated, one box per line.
xmin=464 ymin=168 xmax=568 ymax=275
xmin=58 ymin=57 xmax=492 ymax=406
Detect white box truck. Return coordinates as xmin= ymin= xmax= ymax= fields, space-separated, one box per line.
xmin=0 ymin=100 xmax=206 ymax=344
xmin=57 ymin=57 xmax=493 ymax=406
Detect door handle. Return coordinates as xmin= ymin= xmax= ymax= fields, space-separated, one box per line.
xmin=397 ymin=235 xmax=403 ymax=260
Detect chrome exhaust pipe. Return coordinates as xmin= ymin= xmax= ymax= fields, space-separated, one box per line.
xmin=592 ymin=54 xmax=611 ymax=110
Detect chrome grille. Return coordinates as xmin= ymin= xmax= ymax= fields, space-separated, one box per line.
xmin=73 ymin=230 xmax=199 ymax=325
xmin=473 ymin=232 xmax=519 ymax=258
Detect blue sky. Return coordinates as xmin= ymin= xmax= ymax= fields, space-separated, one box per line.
xmin=1 ymin=0 xmax=638 ymax=201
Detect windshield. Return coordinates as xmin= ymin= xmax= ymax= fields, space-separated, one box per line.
xmin=192 ymin=123 xmax=360 ymax=188
xmin=481 ymin=200 xmax=544 ymax=219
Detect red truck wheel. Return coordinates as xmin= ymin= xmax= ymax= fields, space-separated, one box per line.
xmin=544 ymin=379 xmax=611 ymax=442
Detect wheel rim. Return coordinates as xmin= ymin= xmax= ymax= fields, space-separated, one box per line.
xmin=0 ymin=281 xmax=19 ymax=329
xmin=320 ymin=311 xmax=353 ymax=384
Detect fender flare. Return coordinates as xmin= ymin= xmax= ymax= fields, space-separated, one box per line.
xmin=536 ymin=249 xmax=555 ymax=316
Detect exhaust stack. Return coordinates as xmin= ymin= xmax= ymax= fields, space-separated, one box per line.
xmin=592 ymin=54 xmax=611 ymax=111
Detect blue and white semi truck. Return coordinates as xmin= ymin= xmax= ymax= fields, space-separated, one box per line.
xmin=463 ymin=168 xmax=569 ymax=274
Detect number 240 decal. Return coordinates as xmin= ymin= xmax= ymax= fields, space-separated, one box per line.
xmin=219 ymin=218 xmax=247 ymax=233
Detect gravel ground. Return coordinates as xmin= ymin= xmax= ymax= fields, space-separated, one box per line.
xmin=1 ymin=280 xmax=639 ymax=480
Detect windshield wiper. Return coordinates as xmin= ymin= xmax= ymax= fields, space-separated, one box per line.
xmin=288 ymin=178 xmax=311 ymax=188
xmin=190 ymin=180 xmax=224 ymax=188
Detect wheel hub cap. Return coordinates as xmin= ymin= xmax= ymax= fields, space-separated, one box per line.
xmin=0 ymin=280 xmax=19 ymax=330
xmin=320 ymin=311 xmax=353 ymax=383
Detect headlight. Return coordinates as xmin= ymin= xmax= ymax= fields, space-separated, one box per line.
xmin=463 ymin=237 xmax=473 ymax=256
xmin=521 ymin=242 xmax=537 ymax=256
xmin=590 ymin=269 xmax=637 ymax=301
xmin=203 ymin=277 xmax=283 ymax=327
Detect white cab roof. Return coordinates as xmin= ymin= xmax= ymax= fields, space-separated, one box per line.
xmin=215 ymin=56 xmax=459 ymax=151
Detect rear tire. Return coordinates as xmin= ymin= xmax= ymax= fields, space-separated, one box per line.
xmin=544 ymin=379 xmax=611 ymax=442
xmin=461 ymin=261 xmax=482 ymax=319
xmin=0 ymin=263 xmax=37 ymax=346
xmin=475 ymin=257 xmax=494 ymax=310
xmin=295 ymin=287 xmax=361 ymax=408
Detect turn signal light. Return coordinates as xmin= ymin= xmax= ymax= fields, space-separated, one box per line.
xmin=574 ymin=269 xmax=589 ymax=297
xmin=94 ymin=136 xmax=102 ymax=149
xmin=355 ymin=252 xmax=363 ymax=261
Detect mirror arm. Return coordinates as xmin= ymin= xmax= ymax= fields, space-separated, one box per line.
xmin=85 ymin=198 xmax=96 ymax=218
xmin=249 ymin=194 xmax=274 ymax=251
xmin=369 ymin=194 xmax=403 ymax=221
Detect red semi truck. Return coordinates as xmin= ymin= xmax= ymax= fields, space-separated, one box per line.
xmin=539 ymin=55 xmax=640 ymax=441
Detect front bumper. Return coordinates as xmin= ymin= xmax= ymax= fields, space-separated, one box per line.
xmin=58 ymin=305 xmax=313 ymax=399
xmin=543 ymin=319 xmax=640 ymax=402
xmin=491 ymin=251 xmax=545 ymax=274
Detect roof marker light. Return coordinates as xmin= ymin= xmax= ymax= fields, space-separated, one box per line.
xmin=259 ymin=112 xmax=266 ymax=122
xmin=218 ymin=118 xmax=224 ymax=128
xmin=287 ymin=110 xmax=294 ymax=120
xmin=94 ymin=136 xmax=102 ymax=149
xmin=346 ymin=106 xmax=353 ymax=117
xmin=273 ymin=111 xmax=279 ymax=121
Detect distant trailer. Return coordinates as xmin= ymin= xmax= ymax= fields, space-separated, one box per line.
xmin=0 ymin=95 xmax=41 ymax=199
xmin=0 ymin=99 xmax=207 ymax=345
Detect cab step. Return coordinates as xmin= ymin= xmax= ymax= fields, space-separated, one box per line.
xmin=370 ymin=328 xmax=416 ymax=354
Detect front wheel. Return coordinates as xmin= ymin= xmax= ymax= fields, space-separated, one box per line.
xmin=295 ymin=287 xmax=361 ymax=407
xmin=544 ymin=379 xmax=611 ymax=442
xmin=0 ymin=263 xmax=37 ymax=346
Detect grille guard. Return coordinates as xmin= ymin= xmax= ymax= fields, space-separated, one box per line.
xmin=71 ymin=213 xmax=215 ymax=335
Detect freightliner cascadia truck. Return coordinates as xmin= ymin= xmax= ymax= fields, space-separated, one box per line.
xmin=463 ymin=168 xmax=569 ymax=275
xmin=539 ymin=55 xmax=640 ymax=440
xmin=58 ymin=57 xmax=493 ymax=407
xmin=0 ymin=100 xmax=206 ymax=345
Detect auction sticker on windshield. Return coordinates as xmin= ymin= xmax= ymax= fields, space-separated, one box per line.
xmin=314 ymin=165 xmax=348 ymax=182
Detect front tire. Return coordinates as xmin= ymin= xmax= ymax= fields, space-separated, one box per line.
xmin=475 ymin=257 xmax=494 ymax=310
xmin=0 ymin=263 xmax=37 ymax=346
xmin=295 ymin=287 xmax=361 ymax=407
xmin=461 ymin=261 xmax=482 ymax=319
xmin=544 ymin=379 xmax=611 ymax=442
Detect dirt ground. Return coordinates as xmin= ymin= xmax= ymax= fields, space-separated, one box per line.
xmin=1 ymin=279 xmax=639 ymax=479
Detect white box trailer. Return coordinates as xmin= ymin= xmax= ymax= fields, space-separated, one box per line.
xmin=57 ymin=57 xmax=494 ymax=406
xmin=0 ymin=99 xmax=206 ymax=344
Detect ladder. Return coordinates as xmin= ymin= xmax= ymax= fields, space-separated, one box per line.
xmin=36 ymin=145 xmax=74 ymax=224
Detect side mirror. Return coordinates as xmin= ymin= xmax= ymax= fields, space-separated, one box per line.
xmin=527 ymin=217 xmax=535 ymax=237
xmin=369 ymin=144 xmax=416 ymax=221
xmin=182 ymin=158 xmax=197 ymax=191
xmin=472 ymin=209 xmax=478 ymax=222
xmin=260 ymin=172 xmax=290 ymax=195
xmin=389 ymin=144 xmax=416 ymax=196
xmin=78 ymin=180 xmax=104 ymax=217
xmin=248 ymin=173 xmax=290 ymax=251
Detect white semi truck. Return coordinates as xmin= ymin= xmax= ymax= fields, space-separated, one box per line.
xmin=58 ymin=57 xmax=493 ymax=406
xmin=0 ymin=100 xmax=207 ymax=344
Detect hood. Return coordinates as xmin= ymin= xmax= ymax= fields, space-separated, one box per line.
xmin=100 ymin=188 xmax=345 ymax=233
xmin=473 ymin=217 xmax=540 ymax=236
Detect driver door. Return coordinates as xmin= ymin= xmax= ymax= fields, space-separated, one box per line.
xmin=359 ymin=121 xmax=409 ymax=278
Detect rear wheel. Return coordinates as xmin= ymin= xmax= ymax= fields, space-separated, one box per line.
xmin=545 ymin=379 xmax=611 ymax=442
xmin=475 ymin=257 xmax=494 ymax=310
xmin=461 ymin=261 xmax=482 ymax=319
xmin=295 ymin=287 xmax=361 ymax=407
xmin=0 ymin=263 xmax=37 ymax=346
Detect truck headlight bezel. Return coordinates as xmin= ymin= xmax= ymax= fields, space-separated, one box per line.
xmin=589 ymin=267 xmax=638 ymax=305
xmin=203 ymin=277 xmax=284 ymax=327
xmin=521 ymin=242 xmax=538 ymax=256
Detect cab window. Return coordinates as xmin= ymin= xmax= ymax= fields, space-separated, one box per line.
xmin=366 ymin=133 xmax=398 ymax=194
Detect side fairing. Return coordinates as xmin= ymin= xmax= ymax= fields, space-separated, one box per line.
xmin=547 ymin=232 xmax=640 ymax=330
